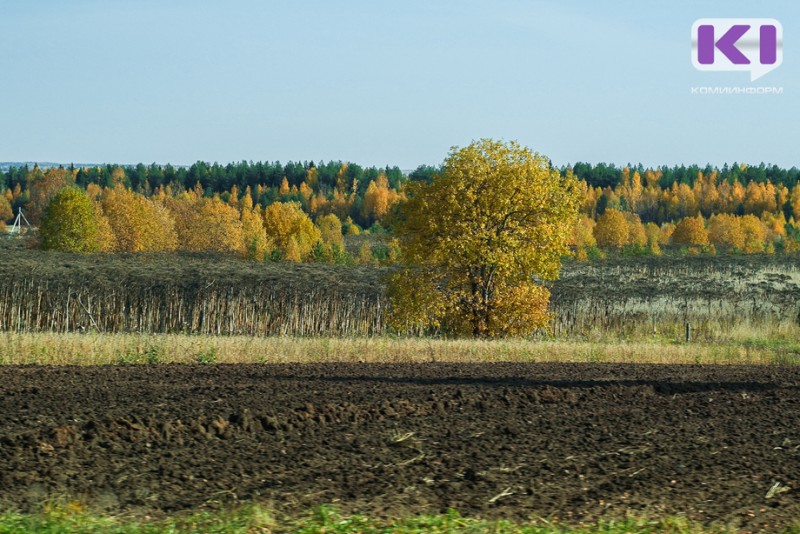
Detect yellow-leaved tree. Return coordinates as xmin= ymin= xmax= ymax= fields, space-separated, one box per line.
xmin=388 ymin=139 xmax=579 ymax=338
xmin=791 ymin=184 xmax=800 ymax=220
xmin=263 ymin=201 xmax=321 ymax=261
xmin=593 ymin=209 xmax=628 ymax=250
xmin=708 ymin=214 xmax=744 ymax=252
xmin=644 ymin=222 xmax=662 ymax=255
xmin=0 ymin=193 xmax=13 ymax=230
xmin=168 ymin=196 xmax=244 ymax=254
xmin=93 ymin=202 xmax=116 ymax=252
xmin=40 ymin=188 xmax=106 ymax=253
xmin=624 ymin=212 xmax=647 ymax=247
xmin=101 ymin=187 xmax=178 ymax=252
xmin=570 ymin=215 xmax=596 ymax=261
xmin=671 ymin=215 xmax=709 ymax=247
xmin=316 ymin=213 xmax=344 ymax=249
xmin=362 ymin=173 xmax=403 ymax=226
xmin=241 ymin=205 xmax=270 ymax=260
xmin=740 ymin=214 xmax=768 ymax=253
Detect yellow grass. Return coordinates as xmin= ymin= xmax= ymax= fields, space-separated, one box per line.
xmin=0 ymin=330 xmax=797 ymax=366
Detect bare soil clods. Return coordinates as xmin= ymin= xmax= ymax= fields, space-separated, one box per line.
xmin=1 ymin=363 xmax=799 ymax=531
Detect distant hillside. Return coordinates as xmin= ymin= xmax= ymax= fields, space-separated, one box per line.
xmin=0 ymin=162 xmax=102 ymax=172
xmin=0 ymin=162 xmax=196 ymax=172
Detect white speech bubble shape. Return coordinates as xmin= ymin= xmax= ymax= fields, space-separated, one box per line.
xmin=691 ymin=18 xmax=782 ymax=81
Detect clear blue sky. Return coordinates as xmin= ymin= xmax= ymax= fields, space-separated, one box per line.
xmin=0 ymin=0 xmax=797 ymax=169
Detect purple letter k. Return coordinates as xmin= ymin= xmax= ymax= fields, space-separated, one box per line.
xmin=698 ymin=24 xmax=751 ymax=64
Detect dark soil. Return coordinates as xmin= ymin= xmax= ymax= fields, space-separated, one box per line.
xmin=1 ymin=363 xmax=799 ymax=531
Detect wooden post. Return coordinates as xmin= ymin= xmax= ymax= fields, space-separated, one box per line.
xmin=685 ymin=322 xmax=691 ymax=343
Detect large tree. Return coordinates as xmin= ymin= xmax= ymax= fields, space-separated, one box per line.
xmin=388 ymin=139 xmax=579 ymax=337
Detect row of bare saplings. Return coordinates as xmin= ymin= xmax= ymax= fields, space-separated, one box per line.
xmin=0 ymin=277 xmax=386 ymax=336
xmin=0 ymin=277 xmax=795 ymax=338
xmin=549 ymin=294 xmax=800 ymax=338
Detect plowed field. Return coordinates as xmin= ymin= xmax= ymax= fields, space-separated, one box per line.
xmin=1 ymin=363 xmax=799 ymax=531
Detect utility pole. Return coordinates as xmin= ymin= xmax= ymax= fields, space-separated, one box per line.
xmin=10 ymin=207 xmax=31 ymax=235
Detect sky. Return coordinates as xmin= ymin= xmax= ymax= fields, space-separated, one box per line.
xmin=0 ymin=0 xmax=797 ymax=169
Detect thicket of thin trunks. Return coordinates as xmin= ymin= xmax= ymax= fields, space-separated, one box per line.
xmin=0 ymin=250 xmax=795 ymax=338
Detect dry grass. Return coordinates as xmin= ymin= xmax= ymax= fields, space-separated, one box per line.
xmin=1 ymin=330 xmax=798 ymax=366
xmin=551 ymin=256 xmax=800 ymax=338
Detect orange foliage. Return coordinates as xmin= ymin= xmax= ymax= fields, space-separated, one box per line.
xmin=708 ymin=214 xmax=744 ymax=252
xmin=624 ymin=213 xmax=647 ymax=247
xmin=362 ymin=174 xmax=402 ymax=225
xmin=671 ymin=215 xmax=708 ymax=246
xmin=26 ymin=166 xmax=72 ymax=224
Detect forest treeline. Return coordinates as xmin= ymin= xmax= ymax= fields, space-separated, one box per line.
xmin=1 ymin=160 xmax=800 ymax=260
xmin=2 ymin=160 xmax=798 ymax=198
xmin=1 ymin=160 xmax=405 ymax=230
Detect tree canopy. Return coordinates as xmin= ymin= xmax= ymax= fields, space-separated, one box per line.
xmin=389 ymin=139 xmax=579 ymax=338
xmin=7 ymin=154 xmax=800 ymax=262
xmin=39 ymin=188 xmax=104 ymax=253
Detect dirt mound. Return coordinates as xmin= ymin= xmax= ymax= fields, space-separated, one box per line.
xmin=1 ymin=363 xmax=799 ymax=531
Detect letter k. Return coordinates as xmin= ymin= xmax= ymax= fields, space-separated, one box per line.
xmin=698 ymin=24 xmax=750 ymax=65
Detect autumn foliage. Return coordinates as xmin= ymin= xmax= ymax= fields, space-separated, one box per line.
xmin=26 ymin=167 xmax=73 ymax=224
xmin=241 ymin=206 xmax=270 ymax=261
xmin=593 ymin=209 xmax=629 ymax=250
xmin=40 ymin=188 xmax=105 ymax=253
xmin=389 ymin=139 xmax=579 ymax=337
xmin=4 ymin=157 xmax=800 ymax=262
xmin=671 ymin=215 xmax=709 ymax=247
xmin=102 ymin=187 xmax=178 ymax=252
xmin=263 ymin=202 xmax=321 ymax=261
xmin=168 ymin=195 xmax=244 ymax=254
xmin=708 ymin=214 xmax=744 ymax=252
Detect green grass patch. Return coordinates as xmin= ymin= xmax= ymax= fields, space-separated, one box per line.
xmin=0 ymin=502 xmax=275 ymax=534
xmin=1 ymin=504 xmax=799 ymax=534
